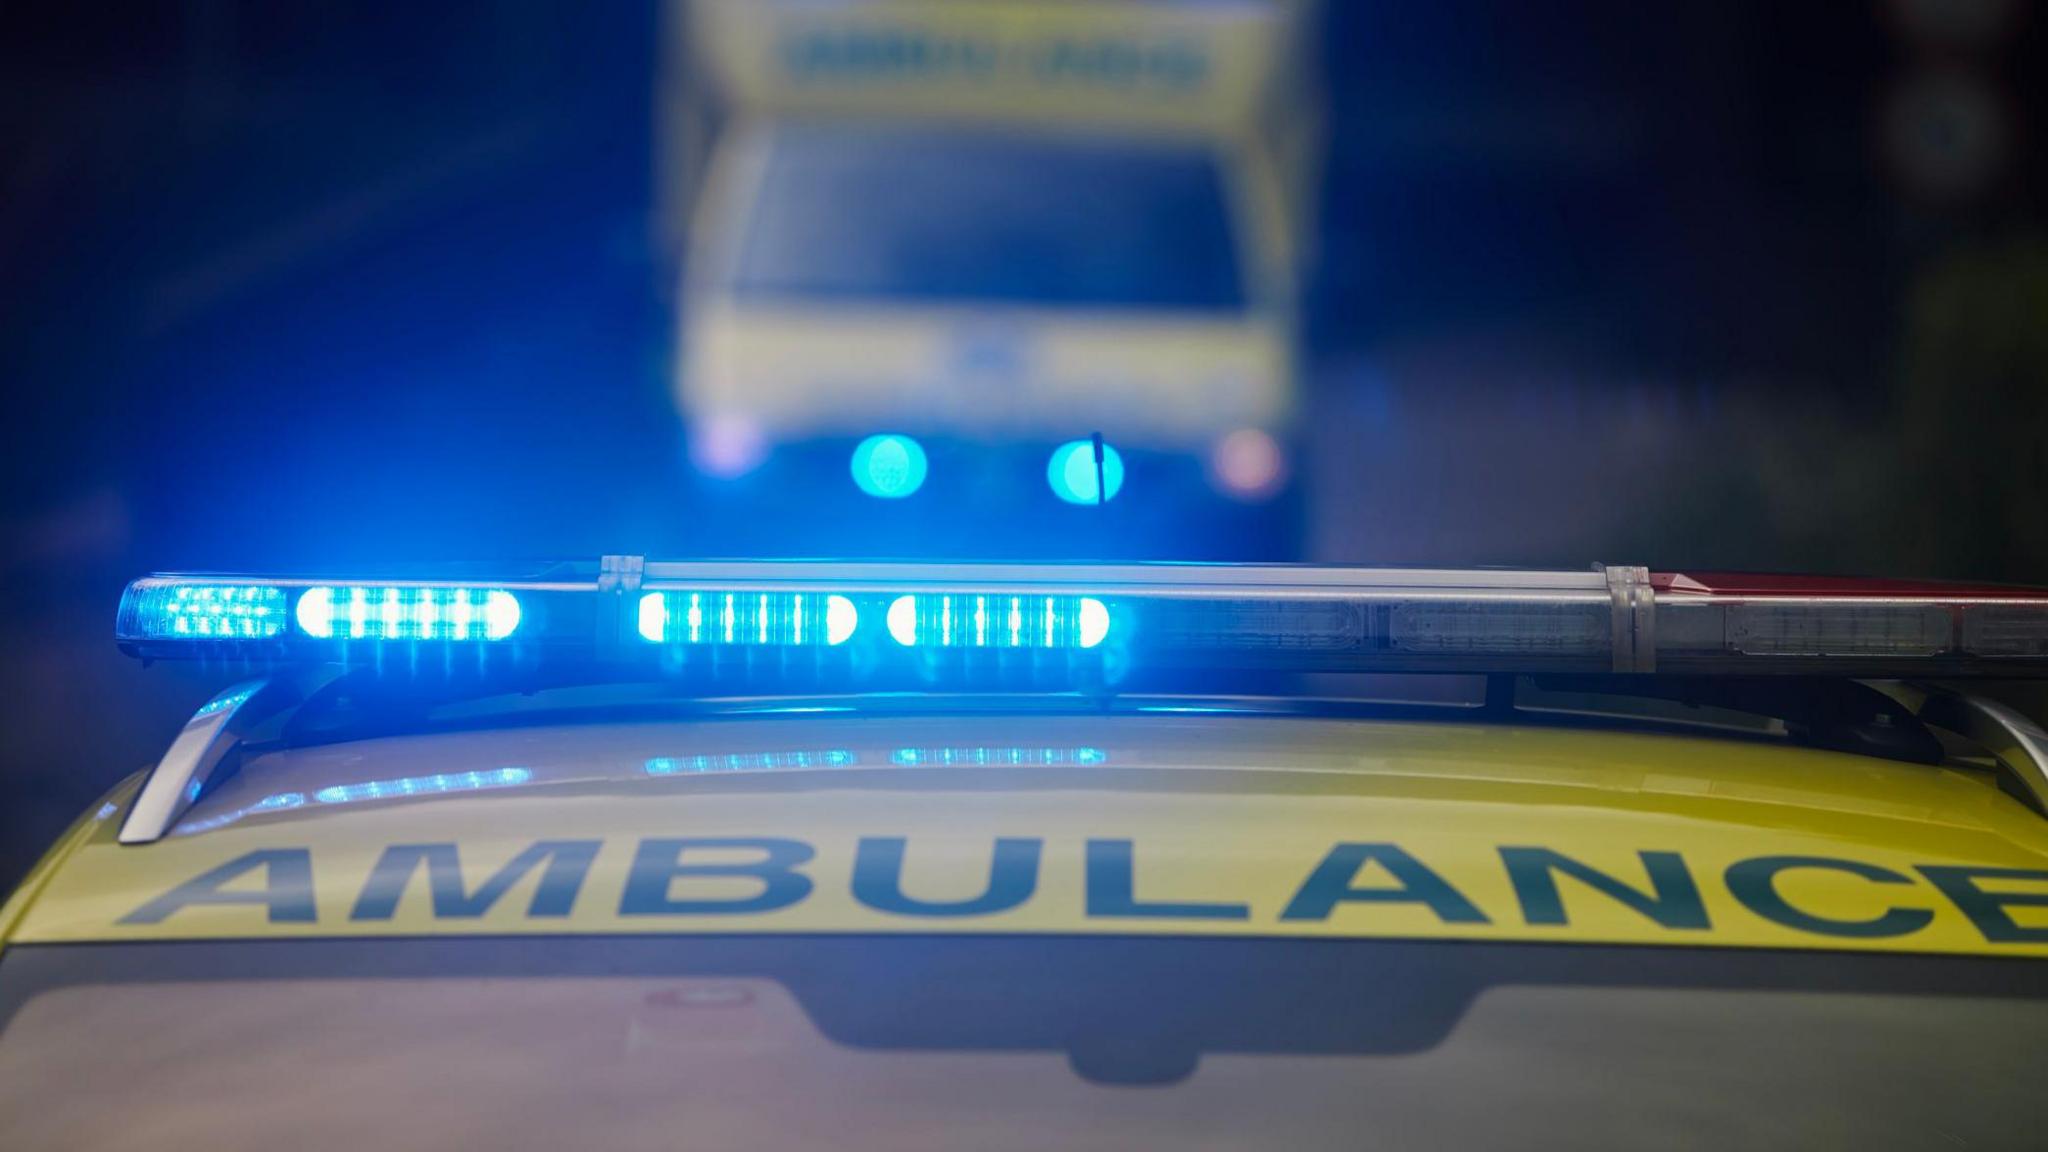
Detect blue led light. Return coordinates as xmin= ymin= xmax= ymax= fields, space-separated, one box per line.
xmin=295 ymin=586 xmax=520 ymax=641
xmin=886 ymin=594 xmax=1109 ymax=649
xmin=312 ymin=767 xmax=532 ymax=806
xmin=1048 ymin=440 xmax=1125 ymax=504
xmin=851 ymin=434 xmax=929 ymax=499
xmin=891 ymin=746 xmax=1108 ymax=767
xmin=121 ymin=583 xmax=287 ymax=640
xmin=638 ymin=591 xmax=856 ymax=646
xmin=645 ymin=750 xmax=857 ymax=774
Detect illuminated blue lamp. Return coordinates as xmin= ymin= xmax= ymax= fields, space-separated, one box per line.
xmin=296 ymin=586 xmax=521 ymax=641
xmin=638 ymin=591 xmax=857 ymax=646
xmin=886 ymin=594 xmax=1109 ymax=649
xmin=120 ymin=582 xmax=287 ymax=640
xmin=851 ymin=434 xmax=929 ymax=499
xmin=1048 ymin=439 xmax=1125 ymax=504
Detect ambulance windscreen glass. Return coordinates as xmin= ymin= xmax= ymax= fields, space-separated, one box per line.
xmin=735 ymin=125 xmax=1246 ymax=311
xmin=1 ymin=936 xmax=2044 ymax=1151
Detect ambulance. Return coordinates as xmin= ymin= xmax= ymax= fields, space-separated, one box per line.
xmin=665 ymin=1 xmax=1318 ymax=551
xmin=3 ymin=560 xmax=2048 ymax=1147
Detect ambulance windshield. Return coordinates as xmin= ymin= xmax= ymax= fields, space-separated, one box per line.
xmin=733 ymin=125 xmax=1247 ymax=311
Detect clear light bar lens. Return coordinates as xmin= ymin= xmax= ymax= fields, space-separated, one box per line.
xmin=295 ymin=587 xmax=521 ymax=641
xmin=886 ymin=594 xmax=1109 ymax=649
xmin=123 ymin=583 xmax=287 ymax=640
xmin=1726 ymin=604 xmax=1950 ymax=657
xmin=1961 ymin=606 xmax=2048 ymax=657
xmin=1388 ymin=603 xmax=1608 ymax=654
xmin=637 ymin=591 xmax=857 ymax=646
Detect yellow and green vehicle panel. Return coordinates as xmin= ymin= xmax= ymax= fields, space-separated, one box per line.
xmin=9 ymin=712 xmax=2048 ymax=957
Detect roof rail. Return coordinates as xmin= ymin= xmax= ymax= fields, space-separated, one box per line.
xmin=118 ymin=667 xmax=343 ymax=845
xmin=1914 ymin=686 xmax=2048 ymax=817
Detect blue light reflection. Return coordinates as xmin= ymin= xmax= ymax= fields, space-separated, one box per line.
xmin=174 ymin=791 xmax=308 ymax=835
xmin=313 ymin=767 xmax=532 ymax=805
xmin=891 ymin=746 xmax=1108 ymax=767
xmin=192 ymin=687 xmax=257 ymax=718
xmin=645 ymin=750 xmax=857 ymax=775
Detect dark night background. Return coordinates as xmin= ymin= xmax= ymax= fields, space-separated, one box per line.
xmin=3 ymin=1 xmax=2044 ymax=889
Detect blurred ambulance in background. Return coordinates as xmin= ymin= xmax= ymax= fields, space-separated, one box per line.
xmin=660 ymin=0 xmax=1320 ymax=558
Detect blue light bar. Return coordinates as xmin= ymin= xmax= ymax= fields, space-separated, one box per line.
xmin=638 ymin=591 xmax=857 ymax=646
xmin=123 ymin=560 xmax=2048 ymax=681
xmin=118 ymin=582 xmax=287 ymax=640
xmin=886 ymin=594 xmax=1109 ymax=649
xmin=295 ymin=586 xmax=521 ymax=641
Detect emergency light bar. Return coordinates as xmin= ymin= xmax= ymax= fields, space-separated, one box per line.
xmin=114 ymin=561 xmax=2048 ymax=678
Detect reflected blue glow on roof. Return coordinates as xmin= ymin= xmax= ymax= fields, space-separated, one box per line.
xmin=173 ymin=791 xmax=307 ymax=835
xmin=891 ymin=746 xmax=1108 ymax=767
xmin=312 ymin=767 xmax=532 ymax=806
xmin=645 ymin=750 xmax=858 ymax=775
xmin=192 ymin=687 xmax=257 ymax=718
xmin=173 ymin=769 xmax=535 ymax=834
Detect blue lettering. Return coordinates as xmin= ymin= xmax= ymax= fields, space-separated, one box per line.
xmin=350 ymin=841 xmax=599 ymax=921
xmin=1726 ymin=856 xmax=1933 ymax=938
xmin=1280 ymin=843 xmax=1488 ymax=924
xmin=121 ymin=849 xmax=317 ymax=925
xmin=620 ymin=837 xmax=813 ymax=916
xmin=1086 ymin=839 xmax=1247 ymax=920
xmin=1501 ymin=847 xmax=1709 ymax=930
xmin=852 ymin=836 xmax=1039 ymax=917
xmin=1917 ymin=865 xmax=2048 ymax=943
